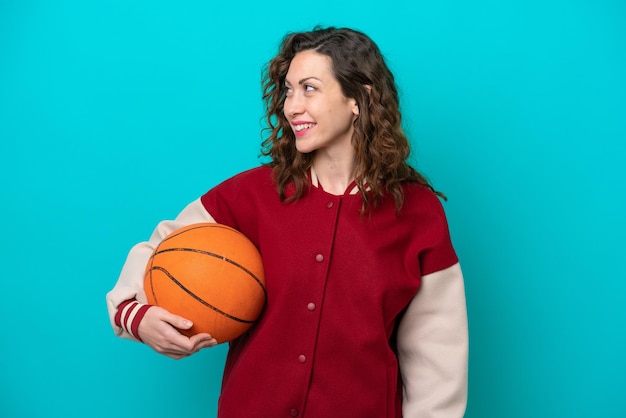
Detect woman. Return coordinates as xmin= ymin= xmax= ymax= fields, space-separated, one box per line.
xmin=107 ymin=26 xmax=468 ymax=417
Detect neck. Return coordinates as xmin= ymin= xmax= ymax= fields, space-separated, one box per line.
xmin=311 ymin=154 xmax=356 ymax=195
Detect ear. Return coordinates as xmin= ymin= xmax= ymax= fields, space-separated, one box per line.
xmin=352 ymin=98 xmax=359 ymax=116
xmin=353 ymin=85 xmax=372 ymax=116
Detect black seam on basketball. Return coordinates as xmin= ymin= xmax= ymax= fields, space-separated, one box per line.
xmin=147 ymin=265 xmax=255 ymax=324
xmin=161 ymin=224 xmax=246 ymax=244
xmin=153 ymin=247 xmax=267 ymax=299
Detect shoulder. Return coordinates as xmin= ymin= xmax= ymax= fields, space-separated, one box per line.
xmin=223 ymin=165 xmax=272 ymax=183
xmin=401 ymin=182 xmax=446 ymax=217
xmin=401 ymin=183 xmax=458 ymax=274
xmin=397 ymin=182 xmax=452 ymax=240
xmin=200 ymin=166 xmax=275 ymax=228
xmin=200 ymin=165 xmax=276 ymax=209
xmin=211 ymin=165 xmax=274 ymax=192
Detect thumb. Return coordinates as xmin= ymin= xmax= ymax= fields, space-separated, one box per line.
xmin=164 ymin=312 xmax=193 ymax=330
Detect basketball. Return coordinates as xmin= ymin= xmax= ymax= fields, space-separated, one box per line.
xmin=144 ymin=223 xmax=266 ymax=343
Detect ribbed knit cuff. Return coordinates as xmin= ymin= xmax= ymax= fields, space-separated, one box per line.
xmin=114 ymin=299 xmax=152 ymax=342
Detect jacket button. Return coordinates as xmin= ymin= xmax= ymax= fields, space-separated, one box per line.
xmin=327 ymin=201 xmax=334 ymax=208
xmin=290 ymin=408 xmax=299 ymax=416
xmin=307 ymin=302 xmax=316 ymax=311
xmin=298 ymin=354 xmax=307 ymax=363
xmin=315 ymin=253 xmax=324 ymax=262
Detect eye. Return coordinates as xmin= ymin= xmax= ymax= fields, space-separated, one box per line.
xmin=284 ymin=85 xmax=293 ymax=97
xmin=304 ymin=84 xmax=315 ymax=92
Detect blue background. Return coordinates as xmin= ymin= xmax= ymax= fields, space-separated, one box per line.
xmin=1 ymin=1 xmax=624 ymax=417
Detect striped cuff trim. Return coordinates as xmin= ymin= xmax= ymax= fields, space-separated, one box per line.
xmin=114 ymin=299 xmax=152 ymax=342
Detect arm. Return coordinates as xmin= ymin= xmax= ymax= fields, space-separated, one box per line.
xmin=397 ymin=262 xmax=469 ymax=417
xmin=106 ymin=199 xmax=218 ymax=357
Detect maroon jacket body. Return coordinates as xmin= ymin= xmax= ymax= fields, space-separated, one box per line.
xmin=199 ymin=166 xmax=458 ymax=418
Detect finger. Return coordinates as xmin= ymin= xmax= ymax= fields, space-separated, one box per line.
xmin=164 ymin=313 xmax=194 ymax=331
xmin=156 ymin=338 xmax=197 ymax=358
xmin=161 ymin=330 xmax=200 ymax=353
xmin=143 ymin=319 xmax=197 ymax=353
xmin=190 ymin=333 xmax=218 ymax=350
xmin=190 ymin=332 xmax=215 ymax=342
xmin=150 ymin=307 xmax=194 ymax=330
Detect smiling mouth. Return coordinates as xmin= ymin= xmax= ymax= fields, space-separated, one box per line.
xmin=294 ymin=123 xmax=315 ymax=132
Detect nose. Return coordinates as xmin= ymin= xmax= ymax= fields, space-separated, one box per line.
xmin=284 ymin=93 xmax=304 ymax=119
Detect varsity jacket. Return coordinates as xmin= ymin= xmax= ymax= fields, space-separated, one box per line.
xmin=106 ymin=166 xmax=468 ymax=418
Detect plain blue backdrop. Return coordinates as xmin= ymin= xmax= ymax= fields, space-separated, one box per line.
xmin=1 ymin=1 xmax=624 ymax=417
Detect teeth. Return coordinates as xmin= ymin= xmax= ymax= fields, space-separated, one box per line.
xmin=294 ymin=123 xmax=314 ymax=132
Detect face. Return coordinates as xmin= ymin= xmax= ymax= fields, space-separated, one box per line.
xmin=283 ymin=50 xmax=359 ymax=156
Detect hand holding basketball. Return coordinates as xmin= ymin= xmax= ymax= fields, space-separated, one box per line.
xmin=137 ymin=306 xmax=217 ymax=360
xmin=144 ymin=223 xmax=266 ymax=344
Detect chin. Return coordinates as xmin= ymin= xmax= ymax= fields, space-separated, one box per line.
xmin=295 ymin=140 xmax=317 ymax=154
xmin=296 ymin=147 xmax=315 ymax=155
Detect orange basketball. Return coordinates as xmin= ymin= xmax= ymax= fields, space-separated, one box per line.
xmin=144 ymin=223 xmax=266 ymax=343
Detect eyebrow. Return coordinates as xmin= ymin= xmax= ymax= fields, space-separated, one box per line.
xmin=285 ymin=76 xmax=323 ymax=85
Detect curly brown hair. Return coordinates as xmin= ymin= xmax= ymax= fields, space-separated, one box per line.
xmin=261 ymin=26 xmax=443 ymax=213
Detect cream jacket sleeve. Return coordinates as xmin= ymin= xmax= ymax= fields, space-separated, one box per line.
xmin=105 ymin=199 xmax=215 ymax=340
xmin=397 ymin=262 xmax=469 ymax=417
